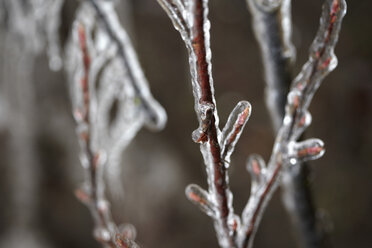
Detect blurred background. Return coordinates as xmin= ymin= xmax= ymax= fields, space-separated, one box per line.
xmin=0 ymin=0 xmax=371 ymax=247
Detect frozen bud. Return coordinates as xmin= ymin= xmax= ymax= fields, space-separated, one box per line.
xmin=291 ymin=111 xmax=312 ymax=140
xmin=288 ymin=139 xmax=325 ymax=164
xmin=115 ymin=233 xmax=138 ymax=248
xmin=74 ymin=187 xmax=91 ymax=205
xmin=246 ymin=154 xmax=266 ymax=185
xmin=79 ymin=153 xmax=90 ymax=169
xmin=73 ymin=108 xmax=84 ymax=122
xmin=93 ymin=150 xmax=107 ymax=168
xmin=199 ymin=101 xmax=214 ymax=121
xmin=185 ymin=184 xmax=215 ymax=218
xmin=286 ymin=90 xmax=302 ymax=115
xmin=97 ymin=200 xmax=110 ymax=213
xmin=228 ymin=214 xmax=241 ymax=236
xmin=192 ymin=127 xmax=208 ymax=144
xmin=221 ymin=101 xmax=251 ymax=162
xmin=118 ymin=223 xmax=137 ymax=240
xmin=93 ymin=227 xmax=111 ymax=242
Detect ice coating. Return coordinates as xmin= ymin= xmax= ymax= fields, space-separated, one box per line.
xmin=237 ymin=1 xmax=347 ymax=247
xmin=0 ymin=0 xmax=63 ymax=71
xmin=66 ymin=1 xmax=167 ymax=176
xmin=220 ymin=101 xmax=252 ymax=165
xmin=65 ymin=1 xmax=167 ymax=246
xmin=246 ymin=0 xmax=296 ymax=130
xmin=159 ymin=0 xmax=345 ymax=247
xmin=157 ymin=0 xmax=241 ymax=247
xmin=288 ymin=139 xmax=325 ymax=164
xmin=186 ymin=184 xmax=216 ymax=218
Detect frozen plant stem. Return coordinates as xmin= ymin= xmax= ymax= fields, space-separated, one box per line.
xmin=245 ymin=0 xmax=295 ymax=130
xmin=238 ymin=0 xmax=346 ymax=247
xmin=67 ymin=1 xmax=166 ymax=246
xmin=158 ymin=0 xmax=346 ymax=247
xmin=158 ymin=0 xmax=251 ymax=247
xmin=74 ymin=25 xmax=137 ymax=248
xmin=246 ymin=0 xmax=326 ymax=247
xmin=88 ymin=0 xmax=160 ymax=124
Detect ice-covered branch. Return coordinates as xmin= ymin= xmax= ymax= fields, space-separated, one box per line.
xmin=65 ymin=1 xmax=167 ymax=247
xmin=246 ymin=1 xmax=323 ymax=247
xmin=246 ymin=0 xmax=295 ymax=130
xmin=72 ymin=24 xmax=138 ymax=248
xmin=237 ymin=1 xmax=346 ymax=247
xmin=88 ymin=0 xmax=166 ymax=130
xmin=157 ymin=1 xmax=253 ymax=247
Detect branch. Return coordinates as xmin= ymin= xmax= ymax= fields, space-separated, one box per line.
xmin=246 ymin=0 xmax=295 ymax=130
xmin=157 ymin=1 xmax=252 ymax=247
xmin=237 ymin=1 xmax=346 ymax=247
xmin=74 ymin=24 xmax=137 ymax=248
xmin=245 ymin=1 xmax=327 ymax=247
xmin=89 ymin=0 xmax=166 ymax=130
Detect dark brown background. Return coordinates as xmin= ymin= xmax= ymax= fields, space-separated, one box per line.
xmin=0 ymin=0 xmax=371 ymax=247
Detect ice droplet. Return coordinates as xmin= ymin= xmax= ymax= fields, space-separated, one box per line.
xmin=93 ymin=227 xmax=111 ymax=242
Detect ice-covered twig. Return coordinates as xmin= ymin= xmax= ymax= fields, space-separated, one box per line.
xmin=73 ymin=24 xmax=138 ymax=248
xmin=246 ymin=1 xmax=325 ymax=247
xmin=159 ymin=0 xmax=345 ymax=247
xmin=237 ymin=1 xmax=346 ymax=247
xmin=65 ymin=1 xmax=167 ymax=247
xmin=88 ymin=0 xmax=166 ymax=129
xmin=246 ymin=0 xmax=295 ymax=130
xmin=158 ymin=1 xmax=252 ymax=247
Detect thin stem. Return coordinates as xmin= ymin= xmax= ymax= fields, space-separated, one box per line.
xmin=75 ymin=24 xmax=136 ymax=248
xmin=191 ymin=1 xmax=235 ymax=246
xmin=246 ymin=0 xmax=295 ymax=130
xmin=239 ymin=1 xmax=346 ymax=247
xmin=88 ymin=0 xmax=159 ymax=124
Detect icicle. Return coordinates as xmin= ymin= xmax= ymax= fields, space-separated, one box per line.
xmin=186 ymin=184 xmax=216 ymax=218
xmin=288 ymin=139 xmax=325 ymax=164
xmin=220 ymin=101 xmax=251 ymax=164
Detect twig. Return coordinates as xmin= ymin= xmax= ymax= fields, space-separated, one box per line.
xmin=88 ymin=0 xmax=166 ymax=129
xmin=246 ymin=0 xmax=295 ymax=130
xmin=158 ymin=0 xmax=346 ymax=248
xmin=158 ymin=1 xmax=252 ymax=247
xmin=245 ymin=1 xmax=328 ymax=247
xmin=74 ymin=24 xmax=137 ymax=248
xmin=237 ymin=1 xmax=346 ymax=247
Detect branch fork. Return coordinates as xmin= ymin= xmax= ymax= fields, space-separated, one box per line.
xmin=158 ymin=0 xmax=346 ymax=247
